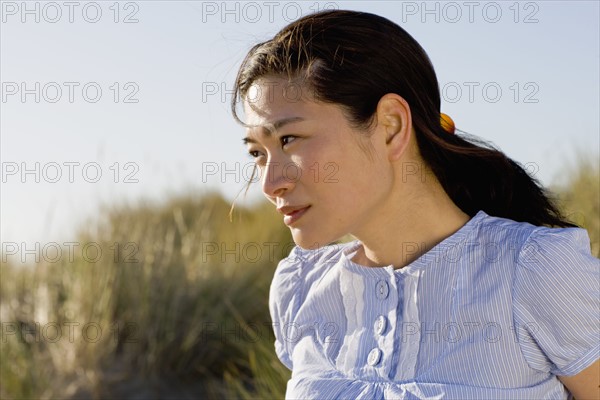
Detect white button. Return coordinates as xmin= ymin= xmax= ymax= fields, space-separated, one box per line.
xmin=376 ymin=280 xmax=389 ymax=300
xmin=374 ymin=315 xmax=387 ymax=335
xmin=367 ymin=348 xmax=382 ymax=366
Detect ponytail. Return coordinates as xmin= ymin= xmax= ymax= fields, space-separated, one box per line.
xmin=419 ymin=127 xmax=576 ymax=227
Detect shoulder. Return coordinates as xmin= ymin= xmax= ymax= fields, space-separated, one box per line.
xmin=475 ymin=213 xmax=599 ymax=375
xmin=472 ymin=212 xmax=594 ymax=264
xmin=268 ymin=241 xmax=356 ymax=369
xmin=505 ymin=217 xmax=599 ymax=306
xmin=518 ymin=224 xmax=596 ymax=268
xmin=511 ymin=221 xmax=599 ymax=313
xmin=506 ymin=221 xmax=599 ymax=375
xmin=475 ymin=211 xmax=539 ymax=245
xmin=270 ymin=241 xmax=355 ymax=302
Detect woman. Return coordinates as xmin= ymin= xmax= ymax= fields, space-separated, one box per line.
xmin=232 ymin=10 xmax=599 ymax=399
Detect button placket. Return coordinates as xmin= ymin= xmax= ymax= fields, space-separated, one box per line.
xmin=368 ymin=278 xmax=393 ymax=369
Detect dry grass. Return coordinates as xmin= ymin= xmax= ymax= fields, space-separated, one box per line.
xmin=551 ymin=155 xmax=600 ymax=257
xmin=1 ymin=190 xmax=292 ymax=399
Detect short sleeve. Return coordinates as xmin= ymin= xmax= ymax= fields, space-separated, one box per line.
xmin=269 ymin=246 xmax=307 ymax=371
xmin=513 ymin=226 xmax=600 ymax=376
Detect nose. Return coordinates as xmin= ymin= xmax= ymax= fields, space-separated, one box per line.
xmin=262 ymin=160 xmax=296 ymax=200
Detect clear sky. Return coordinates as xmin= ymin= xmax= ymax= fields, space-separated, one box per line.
xmin=1 ymin=1 xmax=599 ymax=261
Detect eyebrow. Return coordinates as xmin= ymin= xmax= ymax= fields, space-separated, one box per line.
xmin=242 ymin=117 xmax=305 ymax=144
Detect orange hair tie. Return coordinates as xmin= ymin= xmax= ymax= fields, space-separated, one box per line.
xmin=440 ymin=113 xmax=455 ymax=134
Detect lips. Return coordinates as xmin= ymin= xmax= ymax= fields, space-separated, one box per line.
xmin=277 ymin=205 xmax=311 ymax=225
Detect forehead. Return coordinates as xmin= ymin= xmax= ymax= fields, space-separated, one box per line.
xmin=242 ymin=77 xmax=317 ymax=126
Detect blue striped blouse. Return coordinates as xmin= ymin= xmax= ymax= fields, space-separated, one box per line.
xmin=269 ymin=210 xmax=600 ymax=399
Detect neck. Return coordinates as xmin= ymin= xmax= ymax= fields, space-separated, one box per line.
xmin=350 ymin=168 xmax=471 ymax=270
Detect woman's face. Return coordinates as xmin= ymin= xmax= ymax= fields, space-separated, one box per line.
xmin=243 ymin=77 xmax=395 ymax=249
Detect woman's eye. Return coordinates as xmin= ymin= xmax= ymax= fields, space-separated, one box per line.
xmin=248 ymin=150 xmax=263 ymax=159
xmin=281 ymin=135 xmax=296 ymax=146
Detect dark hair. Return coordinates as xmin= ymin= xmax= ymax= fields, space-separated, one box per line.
xmin=232 ymin=10 xmax=576 ymax=228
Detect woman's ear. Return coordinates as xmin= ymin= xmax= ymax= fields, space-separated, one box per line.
xmin=376 ymin=93 xmax=412 ymax=162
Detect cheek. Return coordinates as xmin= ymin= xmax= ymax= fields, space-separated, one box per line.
xmin=294 ymin=135 xmax=386 ymax=192
xmin=300 ymin=142 xmax=354 ymax=182
xmin=290 ymin=147 xmax=331 ymax=183
xmin=298 ymin=161 xmax=341 ymax=186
